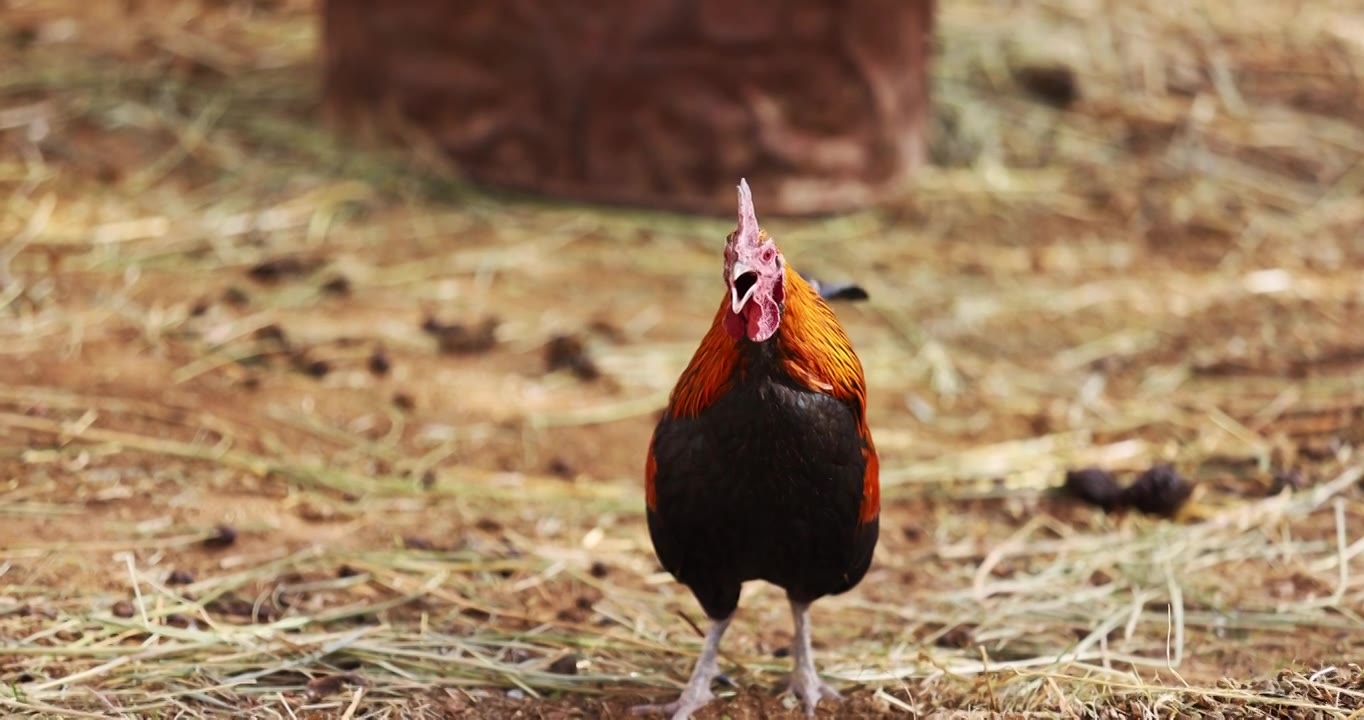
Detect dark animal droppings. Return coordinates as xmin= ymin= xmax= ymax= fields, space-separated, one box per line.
xmin=368 ymin=349 xmax=391 ymax=376
xmin=461 ymin=607 xmax=491 ymax=621
xmin=1015 ymin=63 xmax=1080 ymax=108
xmin=112 ymin=600 xmax=136 ymax=618
xmin=247 ymin=256 xmax=317 ymax=283
xmin=206 ymin=595 xmax=277 ymax=622
xmin=1063 ymin=467 xmax=1123 ymax=510
xmin=1121 ymin=464 xmax=1194 ymax=517
xmin=253 ymin=323 xmax=289 ymax=347
xmin=320 ymin=274 xmax=352 ymax=296
xmin=1063 ymin=464 xmax=1194 ymax=518
xmin=544 ymin=334 xmax=601 ymax=380
xmin=547 ymin=457 xmax=575 ymax=479
xmin=547 ymin=654 xmax=581 ymax=675
xmin=423 ymin=316 xmax=499 ymax=355
xmin=166 ymin=569 xmax=195 ymax=585
xmin=297 ymin=357 xmax=332 ymax=378
xmin=203 ymin=524 xmax=238 ymax=549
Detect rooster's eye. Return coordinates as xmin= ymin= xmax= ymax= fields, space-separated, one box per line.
xmin=762 ymin=247 xmax=775 ymax=263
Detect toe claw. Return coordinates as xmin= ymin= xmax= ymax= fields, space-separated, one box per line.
xmin=628 ymin=701 xmax=681 ymax=717
xmin=785 ymin=675 xmax=843 ymax=716
xmin=628 ymin=690 xmax=715 ymax=720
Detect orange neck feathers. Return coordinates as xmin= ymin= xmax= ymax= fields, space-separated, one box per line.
xmin=774 ymin=265 xmax=867 ymax=411
xmin=668 ymin=264 xmax=868 ymax=418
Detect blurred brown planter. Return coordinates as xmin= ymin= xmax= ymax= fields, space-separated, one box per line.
xmin=320 ymin=1 xmax=934 ymax=216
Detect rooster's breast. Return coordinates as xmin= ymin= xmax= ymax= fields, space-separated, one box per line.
xmin=648 ymin=371 xmax=876 ymax=609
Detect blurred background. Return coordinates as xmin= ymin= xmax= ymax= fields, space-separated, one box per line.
xmin=1 ymin=1 xmax=1362 ymax=717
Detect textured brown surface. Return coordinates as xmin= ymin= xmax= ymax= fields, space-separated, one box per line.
xmin=320 ymin=0 xmax=934 ymax=215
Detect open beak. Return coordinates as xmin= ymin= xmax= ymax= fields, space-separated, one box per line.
xmin=730 ymin=262 xmax=759 ymax=313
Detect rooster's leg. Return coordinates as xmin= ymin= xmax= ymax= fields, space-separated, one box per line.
xmin=630 ymin=616 xmax=731 ymax=719
xmin=785 ymin=599 xmax=842 ymax=717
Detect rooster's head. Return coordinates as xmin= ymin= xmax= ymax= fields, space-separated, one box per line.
xmin=722 ymin=179 xmax=786 ymax=343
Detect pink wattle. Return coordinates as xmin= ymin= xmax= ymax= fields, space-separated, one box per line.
xmin=723 ymin=295 xmax=782 ymax=342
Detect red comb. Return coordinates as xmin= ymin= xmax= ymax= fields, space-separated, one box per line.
xmin=734 ymin=178 xmax=760 ymax=245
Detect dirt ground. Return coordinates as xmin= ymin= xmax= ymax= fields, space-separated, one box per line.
xmin=2 ymin=1 xmax=1364 ymax=718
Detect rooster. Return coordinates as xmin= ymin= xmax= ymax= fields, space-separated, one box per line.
xmin=634 ymin=180 xmax=879 ymax=719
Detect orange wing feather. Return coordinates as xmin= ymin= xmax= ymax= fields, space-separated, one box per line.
xmin=859 ymin=443 xmax=880 ymax=523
